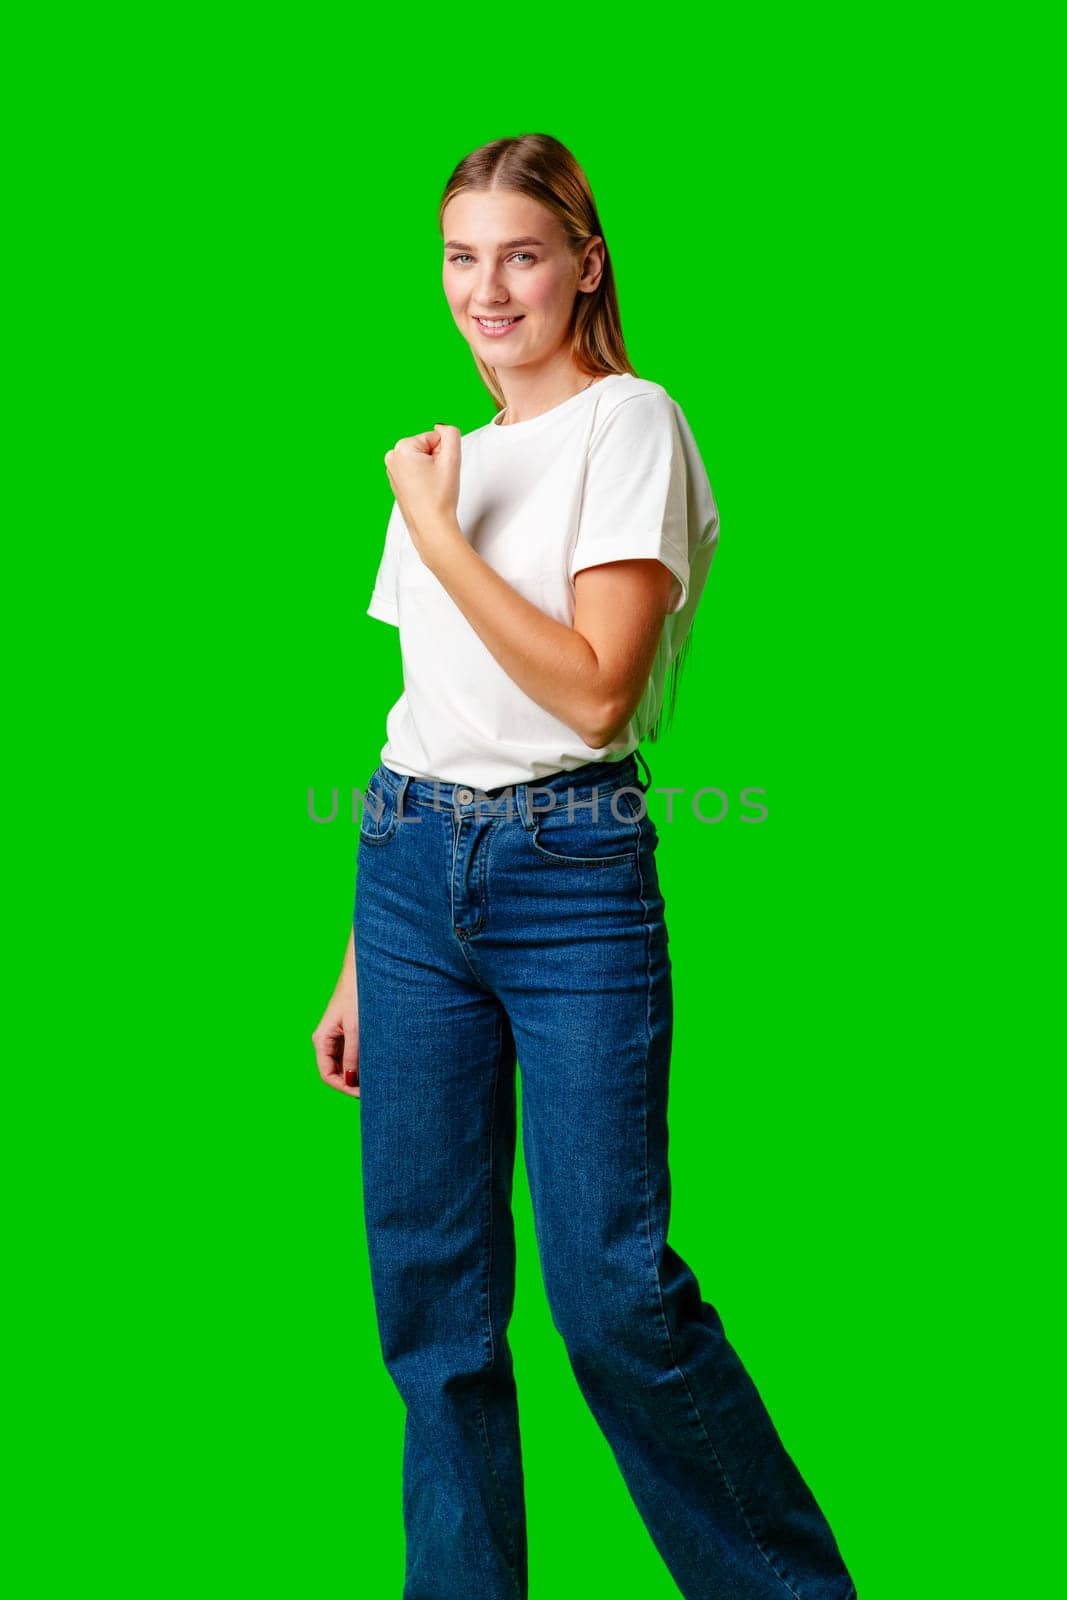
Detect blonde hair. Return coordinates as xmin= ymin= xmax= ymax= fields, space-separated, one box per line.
xmin=439 ymin=133 xmax=688 ymax=743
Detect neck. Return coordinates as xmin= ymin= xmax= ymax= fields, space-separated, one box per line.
xmin=494 ymin=361 xmax=602 ymax=427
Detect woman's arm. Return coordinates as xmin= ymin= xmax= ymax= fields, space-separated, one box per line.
xmin=312 ymin=928 xmax=360 ymax=1097
xmin=422 ymin=516 xmax=675 ymax=747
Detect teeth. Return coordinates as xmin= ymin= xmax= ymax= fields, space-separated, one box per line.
xmin=477 ymin=317 xmax=518 ymax=327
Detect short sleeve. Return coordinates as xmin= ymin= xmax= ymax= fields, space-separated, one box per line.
xmin=366 ymin=500 xmax=402 ymax=627
xmin=570 ymin=392 xmax=691 ymax=614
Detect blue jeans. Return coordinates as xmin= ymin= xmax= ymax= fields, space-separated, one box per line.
xmin=354 ymin=751 xmax=857 ymax=1600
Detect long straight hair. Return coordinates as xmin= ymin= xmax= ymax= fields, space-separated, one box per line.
xmin=438 ymin=132 xmax=693 ymax=744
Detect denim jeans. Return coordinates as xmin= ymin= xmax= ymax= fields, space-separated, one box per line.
xmin=354 ymin=750 xmax=857 ymax=1600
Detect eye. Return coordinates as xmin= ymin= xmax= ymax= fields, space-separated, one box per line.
xmin=446 ymin=252 xmax=538 ymax=266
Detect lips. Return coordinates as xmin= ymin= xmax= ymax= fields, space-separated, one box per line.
xmin=472 ymin=315 xmax=525 ymax=340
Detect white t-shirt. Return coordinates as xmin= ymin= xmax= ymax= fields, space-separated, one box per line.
xmin=365 ymin=371 xmax=720 ymax=791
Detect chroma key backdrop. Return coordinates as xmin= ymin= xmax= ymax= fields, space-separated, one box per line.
xmin=4 ymin=6 xmax=1056 ymax=1600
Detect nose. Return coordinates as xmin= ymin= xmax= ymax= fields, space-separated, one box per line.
xmin=472 ymin=263 xmax=510 ymax=305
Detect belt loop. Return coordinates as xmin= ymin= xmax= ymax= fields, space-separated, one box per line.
xmin=633 ymin=746 xmax=653 ymax=793
xmin=516 ymin=781 xmax=533 ymax=831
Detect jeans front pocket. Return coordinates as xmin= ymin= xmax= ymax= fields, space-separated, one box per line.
xmin=358 ymin=772 xmax=399 ymax=846
xmin=528 ymin=783 xmax=642 ymax=868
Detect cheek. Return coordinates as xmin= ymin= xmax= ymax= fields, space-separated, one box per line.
xmin=524 ymin=273 xmax=571 ymax=315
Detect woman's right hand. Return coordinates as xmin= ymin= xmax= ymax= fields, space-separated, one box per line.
xmin=312 ymin=967 xmax=361 ymax=1098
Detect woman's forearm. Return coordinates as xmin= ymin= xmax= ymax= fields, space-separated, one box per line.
xmin=420 ymin=517 xmax=612 ymax=746
xmin=339 ymin=926 xmax=356 ymax=983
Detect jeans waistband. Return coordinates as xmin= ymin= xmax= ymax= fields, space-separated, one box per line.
xmin=372 ymin=748 xmax=653 ymax=825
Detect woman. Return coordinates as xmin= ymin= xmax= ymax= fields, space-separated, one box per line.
xmin=313 ymin=134 xmax=857 ymax=1600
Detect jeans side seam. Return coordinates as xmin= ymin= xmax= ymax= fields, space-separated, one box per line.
xmin=474 ymin=1006 xmax=523 ymax=1595
xmin=633 ymin=850 xmax=805 ymax=1600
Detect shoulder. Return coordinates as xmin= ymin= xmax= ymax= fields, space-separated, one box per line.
xmin=593 ymin=374 xmax=680 ymax=425
xmin=590 ymin=374 xmax=681 ymax=447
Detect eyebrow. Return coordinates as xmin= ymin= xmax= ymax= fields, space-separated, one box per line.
xmin=443 ymin=237 xmax=547 ymax=251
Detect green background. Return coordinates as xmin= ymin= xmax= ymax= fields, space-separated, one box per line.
xmin=7 ymin=6 xmax=1056 ymax=1598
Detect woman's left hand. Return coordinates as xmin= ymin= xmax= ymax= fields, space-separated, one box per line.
xmin=384 ymin=423 xmax=462 ymax=557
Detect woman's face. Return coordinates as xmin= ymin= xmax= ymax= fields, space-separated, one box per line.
xmin=441 ymin=189 xmax=601 ymax=372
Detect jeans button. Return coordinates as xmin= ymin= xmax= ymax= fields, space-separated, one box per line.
xmin=456 ymin=787 xmax=474 ymax=805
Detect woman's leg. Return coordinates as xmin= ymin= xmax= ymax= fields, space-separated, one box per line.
xmin=473 ymin=764 xmax=858 ymax=1600
xmin=355 ymin=767 xmax=527 ymax=1600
